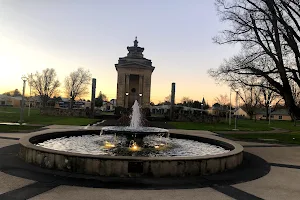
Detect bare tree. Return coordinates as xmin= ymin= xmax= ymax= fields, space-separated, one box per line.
xmin=215 ymin=94 xmax=230 ymax=107
xmin=64 ymin=68 xmax=92 ymax=109
xmin=258 ymin=81 xmax=282 ymax=120
xmin=181 ymin=97 xmax=193 ymax=106
xmin=214 ymin=94 xmax=230 ymax=118
xmin=95 ymin=91 xmax=107 ymax=107
xmin=30 ymin=68 xmax=60 ymax=108
xmin=2 ymin=89 xmax=22 ymax=97
xmin=164 ymin=95 xmax=171 ymax=103
xmin=210 ymin=0 xmax=300 ymax=120
xmin=236 ymin=85 xmax=261 ymax=119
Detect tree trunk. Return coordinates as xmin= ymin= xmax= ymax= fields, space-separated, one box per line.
xmin=277 ymin=70 xmax=300 ymax=119
xmin=70 ymin=98 xmax=74 ymax=110
xmin=283 ymin=90 xmax=300 ymax=120
xmin=265 ymin=106 xmax=269 ymax=121
xmin=42 ymin=96 xmax=47 ymax=108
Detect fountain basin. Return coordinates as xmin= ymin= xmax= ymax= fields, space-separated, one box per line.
xmin=19 ymin=129 xmax=243 ymax=177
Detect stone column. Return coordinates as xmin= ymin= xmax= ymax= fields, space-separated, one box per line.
xmin=91 ymin=78 xmax=96 ymax=118
xmin=125 ymin=74 xmax=130 ymax=108
xmin=142 ymin=73 xmax=151 ymax=107
xmin=116 ymin=73 xmax=125 ymax=107
xmin=170 ymin=82 xmax=176 ymax=120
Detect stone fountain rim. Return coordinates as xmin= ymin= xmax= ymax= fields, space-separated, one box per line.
xmin=19 ymin=129 xmax=243 ymax=161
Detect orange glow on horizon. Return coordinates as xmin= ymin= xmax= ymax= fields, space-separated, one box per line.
xmin=0 ymin=36 xmax=230 ymax=106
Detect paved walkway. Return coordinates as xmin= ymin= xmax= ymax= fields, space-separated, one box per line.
xmin=0 ymin=128 xmax=299 ymax=200
xmin=216 ymin=127 xmax=289 ymax=134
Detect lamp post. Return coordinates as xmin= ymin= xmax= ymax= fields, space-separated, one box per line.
xmin=201 ymin=103 xmax=203 ymax=118
xmin=269 ymin=105 xmax=272 ymax=125
xmin=19 ymin=76 xmax=27 ymax=124
xmin=229 ymin=90 xmax=232 ymax=126
xmin=28 ymin=73 xmax=32 ymax=117
xmin=234 ymin=89 xmax=239 ymax=130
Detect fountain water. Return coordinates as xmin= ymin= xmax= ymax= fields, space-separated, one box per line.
xmin=130 ymin=100 xmax=142 ymax=129
xmin=100 ymin=100 xmax=169 ymax=135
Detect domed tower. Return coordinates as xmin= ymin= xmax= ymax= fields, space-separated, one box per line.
xmin=115 ymin=37 xmax=155 ymax=115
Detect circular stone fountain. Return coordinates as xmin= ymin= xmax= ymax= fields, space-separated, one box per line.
xmin=19 ymin=101 xmax=243 ymax=177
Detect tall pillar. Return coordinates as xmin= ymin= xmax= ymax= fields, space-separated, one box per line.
xmin=125 ymin=74 xmax=130 ymax=108
xmin=142 ymin=74 xmax=151 ymax=107
xmin=91 ymin=78 xmax=96 ymax=118
xmin=170 ymin=82 xmax=176 ymax=120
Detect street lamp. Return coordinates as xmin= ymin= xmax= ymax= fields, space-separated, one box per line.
xmin=28 ymin=73 xmax=32 ymax=117
xmin=234 ymin=89 xmax=239 ymax=130
xmin=269 ymin=105 xmax=272 ymax=125
xmin=19 ymin=76 xmax=27 ymax=124
xmin=229 ymin=90 xmax=232 ymax=125
xmin=201 ymin=103 xmax=203 ymax=118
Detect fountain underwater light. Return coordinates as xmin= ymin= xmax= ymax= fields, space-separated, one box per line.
xmin=129 ymin=140 xmax=141 ymax=151
xmin=104 ymin=141 xmax=115 ymax=149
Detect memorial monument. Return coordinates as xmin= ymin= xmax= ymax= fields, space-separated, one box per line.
xmin=115 ymin=37 xmax=155 ymax=115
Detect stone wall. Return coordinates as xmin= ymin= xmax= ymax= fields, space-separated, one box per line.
xmin=20 ymin=144 xmax=243 ymax=177
xmin=40 ymin=108 xmax=89 ymax=117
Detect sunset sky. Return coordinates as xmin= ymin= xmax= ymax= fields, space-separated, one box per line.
xmin=0 ymin=0 xmax=240 ymax=105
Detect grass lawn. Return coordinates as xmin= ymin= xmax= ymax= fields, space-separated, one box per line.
xmin=170 ymin=119 xmax=300 ymax=132
xmin=170 ymin=120 xmax=271 ymax=131
xmin=100 ymin=112 xmax=115 ymax=116
xmin=223 ymin=132 xmax=300 ymax=145
xmin=0 ymin=124 xmax=44 ymax=133
xmin=170 ymin=119 xmax=300 ymax=145
xmin=0 ymin=107 xmax=99 ymax=126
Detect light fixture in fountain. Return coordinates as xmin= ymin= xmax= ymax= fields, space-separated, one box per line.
xmin=104 ymin=141 xmax=115 ymax=149
xmin=129 ymin=140 xmax=141 ymax=151
xmin=154 ymin=143 xmax=166 ymax=150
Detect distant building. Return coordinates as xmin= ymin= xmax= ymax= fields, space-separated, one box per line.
xmin=100 ymin=100 xmax=116 ymax=112
xmin=233 ymin=108 xmax=249 ymax=118
xmin=58 ymin=98 xmax=70 ymax=108
xmin=207 ymin=103 xmax=229 ymax=116
xmin=0 ymin=94 xmax=13 ymax=106
xmin=271 ymin=109 xmax=292 ymax=120
xmin=27 ymin=96 xmax=42 ymax=108
xmin=57 ymin=98 xmax=91 ymax=109
xmin=255 ymin=109 xmax=291 ymax=121
xmin=150 ymin=105 xmax=204 ymax=115
xmin=0 ymin=94 xmax=23 ymax=107
xmin=110 ymin=99 xmax=117 ymax=106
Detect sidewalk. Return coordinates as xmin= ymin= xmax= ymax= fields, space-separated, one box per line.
xmin=215 ymin=127 xmax=289 ymax=134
